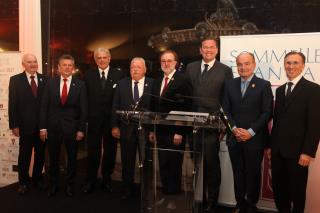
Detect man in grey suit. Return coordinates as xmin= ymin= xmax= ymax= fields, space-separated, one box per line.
xmin=186 ymin=37 xmax=233 ymax=212
xmin=269 ymin=51 xmax=320 ymax=213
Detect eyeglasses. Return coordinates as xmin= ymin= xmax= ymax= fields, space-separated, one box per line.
xmin=160 ymin=60 xmax=175 ymax=64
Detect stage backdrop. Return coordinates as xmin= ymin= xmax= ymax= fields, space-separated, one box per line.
xmin=219 ymin=32 xmax=320 ymax=213
xmin=0 ymin=52 xmax=21 ymax=187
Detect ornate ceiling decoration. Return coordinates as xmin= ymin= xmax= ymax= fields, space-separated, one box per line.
xmin=148 ymin=0 xmax=272 ymax=51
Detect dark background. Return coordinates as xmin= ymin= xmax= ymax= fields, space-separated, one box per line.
xmin=1 ymin=0 xmax=320 ymax=76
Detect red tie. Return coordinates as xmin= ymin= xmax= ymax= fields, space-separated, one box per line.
xmin=161 ymin=77 xmax=169 ymax=96
xmin=30 ymin=75 xmax=37 ymax=97
xmin=61 ymin=78 xmax=68 ymax=105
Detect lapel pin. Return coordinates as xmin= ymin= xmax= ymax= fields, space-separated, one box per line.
xmin=72 ymin=83 xmax=75 ymax=86
xmin=145 ymin=83 xmax=148 ymax=87
xmin=39 ymin=78 xmax=42 ymax=82
xmin=113 ymin=84 xmax=117 ymax=88
xmin=251 ymin=83 xmax=255 ymax=88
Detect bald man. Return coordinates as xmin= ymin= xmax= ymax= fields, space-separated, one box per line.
xmin=9 ymin=53 xmax=48 ymax=194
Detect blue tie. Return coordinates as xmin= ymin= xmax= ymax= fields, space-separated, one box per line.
xmin=133 ymin=81 xmax=139 ymax=103
xmin=241 ymin=80 xmax=248 ymax=97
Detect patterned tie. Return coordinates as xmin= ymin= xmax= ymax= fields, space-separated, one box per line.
xmin=30 ymin=75 xmax=37 ymax=97
xmin=201 ymin=64 xmax=209 ymax=78
xmin=101 ymin=71 xmax=106 ymax=89
xmin=133 ymin=81 xmax=139 ymax=103
xmin=286 ymin=82 xmax=293 ymax=97
xmin=161 ymin=77 xmax=169 ymax=96
xmin=61 ymin=78 xmax=68 ymax=105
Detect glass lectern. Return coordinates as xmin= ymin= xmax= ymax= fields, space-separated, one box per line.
xmin=116 ymin=110 xmax=225 ymax=213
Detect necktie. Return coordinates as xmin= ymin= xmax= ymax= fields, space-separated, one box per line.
xmin=30 ymin=75 xmax=37 ymax=97
xmin=133 ymin=81 xmax=139 ymax=103
xmin=241 ymin=80 xmax=248 ymax=97
xmin=161 ymin=77 xmax=169 ymax=96
xmin=101 ymin=71 xmax=106 ymax=89
xmin=201 ymin=64 xmax=209 ymax=78
xmin=61 ymin=78 xmax=68 ymax=105
xmin=286 ymin=82 xmax=293 ymax=97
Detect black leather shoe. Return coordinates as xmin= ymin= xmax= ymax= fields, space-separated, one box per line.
xmin=121 ymin=190 xmax=134 ymax=200
xmin=17 ymin=184 xmax=28 ymax=195
xmin=34 ymin=180 xmax=47 ymax=191
xmin=47 ymin=185 xmax=58 ymax=197
xmin=82 ymin=182 xmax=95 ymax=194
xmin=204 ymin=203 xmax=217 ymax=213
xmin=65 ymin=185 xmax=74 ymax=197
xmin=101 ymin=182 xmax=112 ymax=193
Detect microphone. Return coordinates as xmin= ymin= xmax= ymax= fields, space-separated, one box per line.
xmin=218 ymin=106 xmax=232 ymax=133
xmin=143 ymin=92 xmax=177 ymax=103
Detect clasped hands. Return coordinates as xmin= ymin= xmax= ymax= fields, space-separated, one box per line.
xmin=232 ymin=128 xmax=252 ymax=142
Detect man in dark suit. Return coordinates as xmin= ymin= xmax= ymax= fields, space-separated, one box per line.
xmin=223 ymin=52 xmax=273 ymax=213
xmin=9 ymin=53 xmax=48 ymax=194
xmin=149 ymin=50 xmax=192 ymax=194
xmin=83 ymin=48 xmax=125 ymax=193
xmin=269 ymin=51 xmax=320 ymax=213
xmin=186 ymin=37 xmax=233 ymax=212
xmin=39 ymin=54 xmax=87 ymax=197
xmin=111 ymin=57 xmax=153 ymax=200
xmin=149 ymin=50 xmax=192 ymax=202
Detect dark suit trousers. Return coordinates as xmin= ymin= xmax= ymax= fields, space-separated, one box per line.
xmin=199 ymin=130 xmax=221 ymax=205
xmin=18 ymin=133 xmax=45 ymax=185
xmin=86 ymin=117 xmax=117 ymax=184
xmin=119 ymin=126 xmax=140 ymax=190
xmin=48 ymin=132 xmax=78 ymax=186
xmin=228 ymin=143 xmax=264 ymax=209
xmin=156 ymin=128 xmax=185 ymax=194
xmin=271 ymin=152 xmax=308 ymax=213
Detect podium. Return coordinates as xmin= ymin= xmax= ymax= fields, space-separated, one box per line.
xmin=116 ymin=110 xmax=226 ymax=213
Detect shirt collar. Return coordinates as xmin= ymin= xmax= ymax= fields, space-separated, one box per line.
xmin=61 ymin=75 xmax=72 ymax=82
xmin=25 ymin=71 xmax=37 ymax=79
xmin=164 ymin=70 xmax=176 ymax=80
xmin=241 ymin=74 xmax=254 ymax=83
xmin=98 ymin=66 xmax=110 ymax=74
xmin=201 ymin=59 xmax=216 ymax=69
xmin=287 ymin=72 xmax=303 ymax=85
xmin=132 ymin=76 xmax=145 ymax=84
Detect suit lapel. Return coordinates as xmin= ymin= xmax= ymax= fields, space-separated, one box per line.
xmin=67 ymin=78 xmax=77 ymax=103
xmin=284 ymin=77 xmax=306 ymax=108
xmin=242 ymin=75 xmax=257 ymax=100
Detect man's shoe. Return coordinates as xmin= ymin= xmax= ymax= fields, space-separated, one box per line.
xmin=47 ymin=185 xmax=58 ymax=197
xmin=82 ymin=182 xmax=95 ymax=194
xmin=65 ymin=184 xmax=74 ymax=197
xmin=121 ymin=190 xmax=134 ymax=200
xmin=17 ymin=184 xmax=28 ymax=195
xmin=101 ymin=181 xmax=112 ymax=193
xmin=204 ymin=203 xmax=216 ymax=213
xmin=34 ymin=180 xmax=47 ymax=191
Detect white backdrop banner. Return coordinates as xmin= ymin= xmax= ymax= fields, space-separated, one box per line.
xmin=219 ymin=33 xmax=320 ymax=212
xmin=0 ymin=52 xmax=21 ymax=187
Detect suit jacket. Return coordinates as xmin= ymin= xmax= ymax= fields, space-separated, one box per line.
xmin=9 ymin=72 xmax=48 ymax=134
xmin=270 ymin=77 xmax=320 ymax=158
xmin=39 ymin=77 xmax=88 ymax=136
xmin=222 ymin=75 xmax=273 ymax=148
xmin=84 ymin=67 xmax=125 ymax=120
xmin=151 ymin=71 xmax=192 ymax=135
xmin=111 ymin=77 xmax=153 ymax=128
xmin=186 ymin=60 xmax=233 ymax=113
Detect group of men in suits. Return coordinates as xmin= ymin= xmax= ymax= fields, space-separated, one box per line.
xmin=8 ymin=38 xmax=319 ymax=213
